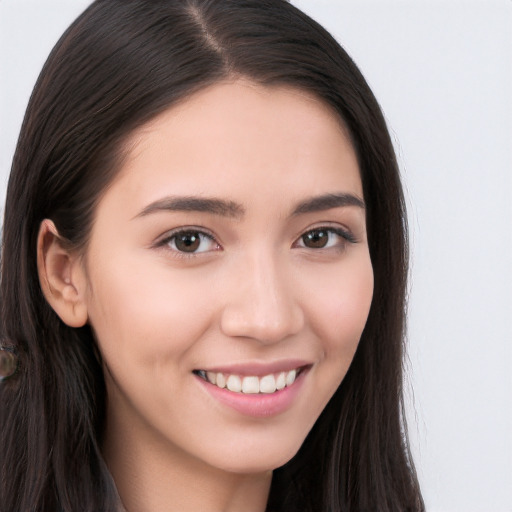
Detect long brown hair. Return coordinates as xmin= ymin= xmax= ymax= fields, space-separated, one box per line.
xmin=0 ymin=1 xmax=423 ymax=510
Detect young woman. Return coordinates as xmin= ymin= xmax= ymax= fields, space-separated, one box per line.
xmin=0 ymin=1 xmax=424 ymax=511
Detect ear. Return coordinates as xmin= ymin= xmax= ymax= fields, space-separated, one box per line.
xmin=37 ymin=219 xmax=88 ymax=328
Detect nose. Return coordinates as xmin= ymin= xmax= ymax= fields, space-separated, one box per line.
xmin=219 ymin=252 xmax=305 ymax=344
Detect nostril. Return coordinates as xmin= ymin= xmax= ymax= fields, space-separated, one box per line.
xmin=219 ymin=308 xmax=304 ymax=344
xmin=218 ymin=260 xmax=305 ymax=343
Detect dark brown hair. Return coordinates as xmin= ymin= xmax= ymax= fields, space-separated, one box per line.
xmin=0 ymin=1 xmax=423 ymax=510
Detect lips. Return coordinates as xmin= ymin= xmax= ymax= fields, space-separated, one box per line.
xmin=194 ymin=363 xmax=310 ymax=417
xmin=194 ymin=368 xmax=302 ymax=394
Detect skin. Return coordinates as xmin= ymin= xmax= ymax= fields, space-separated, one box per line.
xmin=38 ymin=81 xmax=374 ymax=512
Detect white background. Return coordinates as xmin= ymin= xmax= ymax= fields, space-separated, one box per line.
xmin=1 ymin=1 xmax=511 ymax=511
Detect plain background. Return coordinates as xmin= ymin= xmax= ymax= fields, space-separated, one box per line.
xmin=1 ymin=1 xmax=511 ymax=511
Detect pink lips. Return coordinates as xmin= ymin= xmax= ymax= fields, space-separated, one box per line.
xmin=195 ymin=362 xmax=310 ymax=418
xmin=202 ymin=359 xmax=310 ymax=377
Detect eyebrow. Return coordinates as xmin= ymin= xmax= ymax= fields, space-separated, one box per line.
xmin=135 ymin=196 xmax=245 ymax=219
xmin=291 ymin=193 xmax=365 ymax=215
xmin=135 ymin=192 xmax=365 ymax=220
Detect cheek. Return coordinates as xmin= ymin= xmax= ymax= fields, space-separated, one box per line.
xmin=307 ymin=254 xmax=374 ymax=359
xmin=303 ymin=255 xmax=373 ymax=411
xmin=85 ymin=255 xmax=217 ymax=366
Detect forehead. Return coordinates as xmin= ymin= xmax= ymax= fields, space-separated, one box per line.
xmin=106 ymin=80 xmax=362 ymax=214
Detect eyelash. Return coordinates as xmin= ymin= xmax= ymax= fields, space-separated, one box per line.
xmin=156 ymin=225 xmax=357 ymax=258
xmin=156 ymin=228 xmax=220 ymax=258
xmin=294 ymin=226 xmax=357 ymax=250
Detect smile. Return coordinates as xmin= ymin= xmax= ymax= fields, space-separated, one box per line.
xmin=194 ymin=368 xmax=304 ymax=394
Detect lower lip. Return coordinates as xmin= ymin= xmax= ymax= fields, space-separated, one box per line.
xmin=195 ymin=369 xmax=307 ymax=418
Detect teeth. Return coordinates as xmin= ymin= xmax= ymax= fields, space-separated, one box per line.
xmin=275 ymin=372 xmax=286 ymax=390
xmin=242 ymin=376 xmax=260 ymax=394
xmin=286 ymin=369 xmax=297 ymax=386
xmin=226 ymin=375 xmax=242 ymax=392
xmin=198 ymin=368 xmax=301 ymax=394
xmin=259 ymin=374 xmax=277 ymax=394
xmin=216 ymin=373 xmax=226 ymax=388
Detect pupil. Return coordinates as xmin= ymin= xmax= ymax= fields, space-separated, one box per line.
xmin=304 ymin=230 xmax=328 ymax=248
xmin=176 ymin=232 xmax=200 ymax=252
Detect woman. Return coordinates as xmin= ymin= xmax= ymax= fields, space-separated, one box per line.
xmin=0 ymin=0 xmax=424 ymax=511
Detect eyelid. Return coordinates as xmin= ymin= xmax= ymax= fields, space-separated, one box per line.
xmin=154 ymin=226 xmax=222 ymax=256
xmin=293 ymin=224 xmax=358 ymax=249
xmin=152 ymin=223 xmax=358 ymax=256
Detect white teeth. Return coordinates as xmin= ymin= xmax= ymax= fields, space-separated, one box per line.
xmin=226 ymin=375 xmax=242 ymax=393
xmin=242 ymin=376 xmax=260 ymax=394
xmin=216 ymin=372 xmax=226 ymax=388
xmin=285 ymin=369 xmax=297 ymax=386
xmin=259 ymin=374 xmax=277 ymax=394
xmin=275 ymin=372 xmax=286 ymax=390
xmin=200 ymin=368 xmax=301 ymax=394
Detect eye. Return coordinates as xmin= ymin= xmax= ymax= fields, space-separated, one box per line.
xmin=163 ymin=230 xmax=220 ymax=254
xmin=295 ymin=227 xmax=355 ymax=250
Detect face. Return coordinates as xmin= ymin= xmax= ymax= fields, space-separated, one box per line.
xmin=81 ymin=81 xmax=373 ymax=474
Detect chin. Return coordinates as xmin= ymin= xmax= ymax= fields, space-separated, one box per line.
xmin=202 ymin=435 xmax=304 ymax=475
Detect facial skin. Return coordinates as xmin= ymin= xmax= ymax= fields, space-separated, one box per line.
xmin=39 ymin=81 xmax=373 ymax=512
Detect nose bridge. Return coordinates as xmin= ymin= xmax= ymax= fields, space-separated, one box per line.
xmin=220 ymin=247 xmax=304 ymax=343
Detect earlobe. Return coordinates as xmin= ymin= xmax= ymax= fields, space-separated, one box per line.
xmin=37 ymin=219 xmax=88 ymax=328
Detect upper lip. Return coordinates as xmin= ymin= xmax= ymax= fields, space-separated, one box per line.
xmin=195 ymin=359 xmax=312 ymax=377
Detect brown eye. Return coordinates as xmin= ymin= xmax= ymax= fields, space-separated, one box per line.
xmin=175 ymin=232 xmax=201 ymax=252
xmin=297 ymin=227 xmax=355 ymax=250
xmin=302 ymin=229 xmax=329 ymax=248
xmin=166 ymin=230 xmax=218 ymax=254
